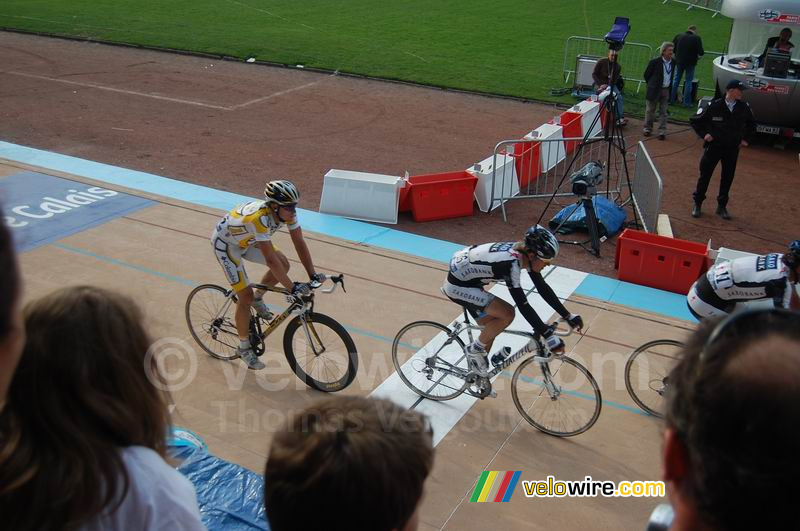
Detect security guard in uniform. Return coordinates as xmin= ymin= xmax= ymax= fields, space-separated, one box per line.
xmin=690 ymin=79 xmax=755 ymax=220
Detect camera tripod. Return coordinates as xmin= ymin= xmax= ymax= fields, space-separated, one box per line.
xmin=538 ymin=84 xmax=639 ymax=258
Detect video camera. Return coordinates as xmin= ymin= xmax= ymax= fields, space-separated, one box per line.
xmin=570 ymin=161 xmax=604 ymax=197
xmin=605 ymin=16 xmax=630 ymax=52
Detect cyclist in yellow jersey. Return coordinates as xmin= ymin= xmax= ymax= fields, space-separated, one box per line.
xmin=211 ymin=180 xmax=323 ymax=369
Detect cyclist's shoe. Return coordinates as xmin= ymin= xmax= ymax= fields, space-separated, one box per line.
xmin=465 ymin=344 xmax=490 ymax=377
xmin=237 ymin=346 xmax=266 ymax=370
xmin=251 ymin=299 xmax=274 ymax=321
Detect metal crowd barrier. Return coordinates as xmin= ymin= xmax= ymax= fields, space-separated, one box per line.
xmin=628 ymin=141 xmax=663 ymax=234
xmin=662 ymin=0 xmax=722 ymax=17
xmin=486 ymin=136 xmax=662 ymax=234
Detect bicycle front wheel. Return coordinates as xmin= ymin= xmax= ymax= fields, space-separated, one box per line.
xmin=392 ymin=321 xmax=469 ymax=401
xmin=283 ymin=312 xmax=358 ymax=392
xmin=185 ymin=284 xmax=240 ymax=360
xmin=625 ymin=339 xmax=683 ymax=418
xmin=512 ymin=356 xmax=602 ymax=437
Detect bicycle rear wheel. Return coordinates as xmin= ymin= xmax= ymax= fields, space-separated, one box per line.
xmin=283 ymin=312 xmax=358 ymax=392
xmin=625 ymin=339 xmax=683 ymax=418
xmin=392 ymin=321 xmax=469 ymax=401
xmin=185 ymin=284 xmax=240 ymax=360
xmin=511 ymin=356 xmax=602 ymax=437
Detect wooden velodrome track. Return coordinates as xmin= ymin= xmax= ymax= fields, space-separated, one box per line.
xmin=1 ymin=154 xmax=693 ymax=530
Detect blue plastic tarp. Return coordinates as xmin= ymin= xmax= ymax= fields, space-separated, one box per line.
xmin=548 ymin=196 xmax=627 ymax=237
xmin=172 ymin=445 xmax=269 ymax=531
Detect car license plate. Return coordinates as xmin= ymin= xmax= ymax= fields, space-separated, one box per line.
xmin=756 ymin=124 xmax=780 ymax=135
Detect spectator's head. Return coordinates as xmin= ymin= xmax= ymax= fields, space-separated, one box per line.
xmin=780 ymin=27 xmax=792 ymax=42
xmin=0 ymin=286 xmax=173 ymax=529
xmin=662 ymin=309 xmax=800 ymax=530
xmin=0 ymin=208 xmax=23 ymax=409
xmin=661 ymin=42 xmax=675 ymax=60
xmin=607 ymin=49 xmax=619 ymax=61
xmin=687 ymin=25 xmax=697 ymax=33
xmin=264 ymin=396 xmax=434 ymax=531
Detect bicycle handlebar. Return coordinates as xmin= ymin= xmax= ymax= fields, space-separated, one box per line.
xmin=319 ymin=274 xmax=346 ymax=294
xmin=551 ymin=318 xmax=575 ymax=337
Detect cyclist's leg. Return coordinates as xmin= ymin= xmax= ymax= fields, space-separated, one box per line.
xmin=242 ymin=245 xmax=289 ymax=294
xmin=241 ymin=245 xmax=279 ymax=319
xmin=442 ymin=282 xmax=512 ymax=352
xmin=475 ymin=298 xmax=515 ymax=352
xmin=212 ymin=235 xmax=253 ymax=339
xmin=260 ymin=249 xmax=290 ymax=289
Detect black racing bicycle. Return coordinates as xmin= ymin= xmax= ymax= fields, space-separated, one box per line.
xmin=185 ymin=275 xmax=358 ymax=392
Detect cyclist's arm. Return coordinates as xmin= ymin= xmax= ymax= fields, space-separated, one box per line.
xmin=257 ymin=240 xmax=294 ymax=290
xmin=289 ymin=226 xmax=316 ymax=279
xmin=508 ymin=286 xmax=549 ymax=337
xmin=529 ymin=271 xmax=570 ymax=319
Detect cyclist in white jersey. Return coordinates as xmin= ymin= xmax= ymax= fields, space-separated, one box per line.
xmin=443 ymin=225 xmax=584 ymax=376
xmin=211 ymin=180 xmax=323 ymax=369
xmin=687 ymin=240 xmax=800 ymax=319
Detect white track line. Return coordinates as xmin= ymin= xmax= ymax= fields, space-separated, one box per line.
xmin=371 ymin=266 xmax=587 ymax=446
xmin=5 ymin=70 xmax=333 ymax=110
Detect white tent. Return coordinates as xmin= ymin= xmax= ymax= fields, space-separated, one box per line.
xmin=721 ymin=0 xmax=800 ymax=59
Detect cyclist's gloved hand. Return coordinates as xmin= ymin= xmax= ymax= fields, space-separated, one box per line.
xmin=542 ymin=326 xmax=565 ymax=353
xmin=310 ymin=272 xmax=326 ymax=284
xmin=291 ymin=282 xmax=311 ymax=297
xmin=566 ymin=313 xmax=584 ymax=331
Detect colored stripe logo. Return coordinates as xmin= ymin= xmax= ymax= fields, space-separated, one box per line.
xmin=469 ymin=471 xmax=521 ymax=502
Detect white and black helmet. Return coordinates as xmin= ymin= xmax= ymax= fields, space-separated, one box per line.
xmin=264 ymin=180 xmax=300 ymax=205
xmin=524 ymin=225 xmax=559 ymax=260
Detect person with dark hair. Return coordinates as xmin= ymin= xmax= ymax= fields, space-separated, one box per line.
xmin=592 ymin=49 xmax=627 ymax=126
xmin=643 ymin=42 xmax=675 ymax=140
xmin=689 ymin=79 xmax=755 ymax=220
xmin=0 ymin=208 xmax=24 ymax=408
xmin=264 ymin=396 xmax=434 ymax=531
xmin=671 ymin=25 xmax=704 ymax=106
xmin=662 ymin=309 xmax=800 ymax=530
xmin=0 ymin=286 xmax=205 ymax=530
xmin=758 ymin=27 xmax=794 ymax=62
xmin=687 ymin=240 xmax=800 ymax=319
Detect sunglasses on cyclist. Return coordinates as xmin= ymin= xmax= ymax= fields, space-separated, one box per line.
xmin=279 ymin=204 xmax=297 ymax=212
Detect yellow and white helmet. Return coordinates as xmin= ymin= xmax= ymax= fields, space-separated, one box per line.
xmin=264 ymin=180 xmax=300 ymax=206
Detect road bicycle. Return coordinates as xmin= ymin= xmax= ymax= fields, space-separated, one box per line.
xmin=185 ymin=274 xmax=358 ymax=392
xmin=392 ymin=311 xmax=602 ymax=437
xmin=624 ymin=338 xmax=683 ymax=418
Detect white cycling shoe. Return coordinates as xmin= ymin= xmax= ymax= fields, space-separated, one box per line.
xmin=465 ymin=345 xmax=490 ymax=377
xmin=237 ymin=346 xmax=266 ymax=370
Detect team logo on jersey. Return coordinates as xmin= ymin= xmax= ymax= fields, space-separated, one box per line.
xmin=489 ymin=242 xmax=514 ymax=253
xmin=756 ymin=254 xmax=780 ymax=272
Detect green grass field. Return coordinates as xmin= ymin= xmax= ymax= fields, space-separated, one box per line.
xmin=0 ymin=0 xmax=731 ymax=119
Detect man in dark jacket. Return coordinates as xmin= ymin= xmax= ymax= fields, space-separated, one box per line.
xmin=592 ymin=49 xmax=626 ymax=126
xmin=758 ymin=27 xmax=795 ymax=62
xmin=671 ymin=25 xmax=704 ymax=106
xmin=643 ymin=42 xmax=675 ymax=140
xmin=690 ymin=79 xmax=755 ymax=220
